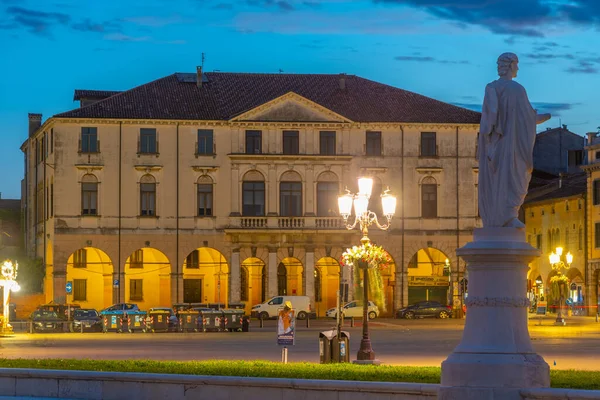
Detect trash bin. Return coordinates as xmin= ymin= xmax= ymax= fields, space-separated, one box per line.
xmin=147 ymin=310 xmax=170 ymax=333
xmin=222 ymin=309 xmax=244 ymax=332
xmin=208 ymin=303 xmax=226 ymax=310
xmin=332 ymin=331 xmax=350 ymax=363
xmin=241 ymin=315 xmax=250 ymax=332
xmin=227 ymin=303 xmax=246 ymax=310
xmin=201 ymin=310 xmax=224 ymax=332
xmin=179 ymin=310 xmax=200 ymax=332
xmin=319 ymin=330 xmax=335 ymax=364
xmin=102 ymin=313 xmax=123 ymax=333
xmin=126 ymin=311 xmax=147 ymax=333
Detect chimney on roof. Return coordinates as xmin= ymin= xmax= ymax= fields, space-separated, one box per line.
xmin=339 ymin=73 xmax=346 ymax=90
xmin=196 ymin=66 xmax=203 ymax=88
xmin=28 ymin=113 xmax=42 ymax=137
xmin=562 ymin=124 xmax=567 ymax=130
xmin=587 ymin=132 xmax=597 ymax=144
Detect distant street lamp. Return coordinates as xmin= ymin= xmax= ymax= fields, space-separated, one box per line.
xmin=548 ymin=247 xmax=573 ymax=326
xmin=0 ymin=260 xmax=20 ymax=335
xmin=338 ymin=177 xmax=396 ymax=362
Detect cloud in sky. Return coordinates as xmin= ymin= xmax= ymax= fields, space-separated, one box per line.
xmin=453 ymin=101 xmax=578 ymax=116
xmin=5 ymin=6 xmax=70 ymax=36
xmin=395 ymin=55 xmax=469 ymax=64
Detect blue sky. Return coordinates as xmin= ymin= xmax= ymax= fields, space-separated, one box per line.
xmin=1 ymin=0 xmax=600 ymax=198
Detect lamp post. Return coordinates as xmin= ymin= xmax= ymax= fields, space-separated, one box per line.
xmin=0 ymin=260 xmax=20 ymax=336
xmin=548 ymin=247 xmax=573 ymax=326
xmin=338 ymin=177 xmax=396 ymax=362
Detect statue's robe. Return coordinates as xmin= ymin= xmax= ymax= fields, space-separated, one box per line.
xmin=477 ymin=78 xmax=537 ymax=227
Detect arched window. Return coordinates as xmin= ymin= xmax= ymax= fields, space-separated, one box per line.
xmin=240 ymin=266 xmax=249 ymax=302
xmin=242 ymin=170 xmax=265 ymax=216
xmin=280 ymin=171 xmax=302 ymax=216
xmin=316 ymin=172 xmax=339 ymax=217
xmin=140 ymin=174 xmax=156 ymax=216
xmin=81 ymin=174 xmax=98 ymax=215
xmin=197 ymin=175 xmax=213 ymax=216
xmin=421 ymin=176 xmax=437 ymax=218
xmin=314 ymin=268 xmax=322 ymax=302
xmin=277 ymin=263 xmax=287 ymax=295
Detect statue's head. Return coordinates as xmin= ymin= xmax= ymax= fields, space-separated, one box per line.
xmin=497 ymin=52 xmax=519 ymax=78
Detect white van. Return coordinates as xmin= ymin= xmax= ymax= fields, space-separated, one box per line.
xmin=251 ymin=296 xmax=314 ymax=320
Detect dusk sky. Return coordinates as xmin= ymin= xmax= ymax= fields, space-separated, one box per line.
xmin=1 ymin=0 xmax=600 ymax=199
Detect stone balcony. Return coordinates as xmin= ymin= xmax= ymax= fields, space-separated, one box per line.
xmin=229 ymin=216 xmax=346 ymax=230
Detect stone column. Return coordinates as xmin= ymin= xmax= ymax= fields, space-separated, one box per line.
xmin=119 ymin=270 xmax=126 ymax=304
xmin=305 ymin=249 xmax=315 ymax=301
xmin=268 ymin=164 xmax=277 ymax=216
xmin=230 ymin=164 xmax=240 ymax=216
xmin=268 ymin=249 xmax=278 ymax=298
xmin=53 ymin=270 xmax=67 ymax=305
xmin=439 ymin=228 xmax=549 ymax=399
xmin=305 ymin=165 xmax=315 ymax=216
xmin=230 ymin=249 xmax=241 ymax=303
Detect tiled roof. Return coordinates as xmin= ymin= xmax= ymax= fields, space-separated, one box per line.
xmin=524 ymin=173 xmax=586 ymax=205
xmin=56 ymin=73 xmax=482 ymax=124
xmin=73 ymin=90 xmax=122 ymax=101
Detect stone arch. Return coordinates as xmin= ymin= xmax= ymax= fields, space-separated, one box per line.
xmin=66 ymin=247 xmax=115 ymax=311
xmin=317 ymin=171 xmax=339 ymax=182
xmin=242 ymin=170 xmax=265 ymax=181
xmin=140 ymin=174 xmax=156 ymax=184
xmin=279 ymin=170 xmax=303 ymax=182
xmin=197 ymin=175 xmax=213 ymax=184
xmin=239 ymin=246 xmax=269 ymax=265
xmin=278 ymin=257 xmax=303 ymax=296
xmin=406 ymin=247 xmax=451 ymax=306
xmin=125 ymin=247 xmax=171 ymax=310
xmin=182 ymin=247 xmax=229 ymax=305
xmin=314 ymin=256 xmax=341 ymax=316
xmin=240 ymin=257 xmax=266 ymax=313
xmin=419 ymin=175 xmax=437 ymax=186
xmin=81 ymin=173 xmax=98 ymax=183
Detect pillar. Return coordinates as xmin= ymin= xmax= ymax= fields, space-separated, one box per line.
xmin=230 ymin=249 xmax=241 ymax=303
xmin=268 ymin=164 xmax=277 ymax=216
xmin=305 ymin=165 xmax=315 ymax=216
xmin=170 ymin=272 xmax=182 ymax=305
xmin=230 ymin=164 xmax=240 ymax=216
xmin=439 ymin=228 xmax=549 ymax=399
xmin=53 ymin=251 xmax=68 ymax=304
xmin=268 ymin=248 xmax=278 ymax=298
xmin=305 ymin=249 xmax=315 ymax=302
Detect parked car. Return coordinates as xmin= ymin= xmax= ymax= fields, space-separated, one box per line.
xmin=37 ymin=304 xmax=81 ymax=320
xmin=326 ymin=301 xmax=380 ymax=320
xmin=147 ymin=308 xmax=179 ymax=331
xmin=71 ymin=309 xmax=102 ymax=332
xmin=395 ymin=301 xmax=452 ymax=319
xmin=251 ymin=296 xmax=315 ymax=320
xmin=100 ymin=303 xmax=139 ymax=315
xmin=30 ymin=310 xmax=64 ymax=332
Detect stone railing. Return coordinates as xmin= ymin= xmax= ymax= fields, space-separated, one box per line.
xmin=315 ymin=217 xmax=344 ymax=229
xmin=239 ymin=217 xmax=268 ymax=228
xmin=230 ymin=216 xmax=345 ymax=230
xmin=278 ymin=217 xmax=305 ymax=229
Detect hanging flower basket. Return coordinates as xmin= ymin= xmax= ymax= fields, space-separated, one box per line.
xmin=340 ymin=243 xmax=392 ymax=270
xmin=550 ymin=274 xmax=569 ymax=285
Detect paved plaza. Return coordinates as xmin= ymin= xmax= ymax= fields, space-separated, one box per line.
xmin=2 ymin=316 xmax=599 ymax=370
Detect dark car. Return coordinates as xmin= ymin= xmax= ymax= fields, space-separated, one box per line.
xmin=30 ymin=310 xmax=65 ymax=332
xmin=71 ymin=309 xmax=102 ymax=332
xmin=100 ymin=303 xmax=139 ymax=315
xmin=37 ymin=304 xmax=81 ymax=320
xmin=396 ymin=301 xmax=452 ymax=319
xmin=147 ymin=308 xmax=179 ymax=331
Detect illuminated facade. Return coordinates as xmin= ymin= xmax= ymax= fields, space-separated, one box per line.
xmin=21 ymin=71 xmax=481 ymax=314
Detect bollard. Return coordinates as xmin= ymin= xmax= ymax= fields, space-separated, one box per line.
xmin=81 ymin=321 xmax=84 ymax=334
xmin=596 ymin=313 xmax=599 ymax=323
xmin=260 ymin=317 xmax=264 ymax=328
xmin=29 ymin=320 xmax=33 ymax=334
xmin=350 ymin=317 xmax=355 ymax=327
xmin=306 ymin=315 xmax=310 ymax=328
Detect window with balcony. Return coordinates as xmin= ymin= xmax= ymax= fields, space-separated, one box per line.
xmin=320 ymin=131 xmax=336 ymax=155
xmin=130 ymin=279 xmax=143 ymax=301
xmin=81 ymin=174 xmax=98 ymax=215
xmin=420 ymin=132 xmax=437 ymax=157
xmin=317 ymin=182 xmax=339 ymax=216
xmin=80 ymin=127 xmax=98 ymax=153
xmin=243 ymin=181 xmax=265 ymax=216
xmin=197 ymin=129 xmax=214 ymax=155
xmin=197 ymin=175 xmax=213 ymax=216
xmin=283 ymin=130 xmax=299 ymax=155
xmin=140 ymin=174 xmax=156 ymax=216
xmin=421 ymin=177 xmax=437 ymax=218
xmin=366 ymin=131 xmax=382 ymax=156
xmin=245 ymin=130 xmax=262 ymax=154
xmin=139 ymin=128 xmax=158 ymax=154
xmin=280 ymin=182 xmax=302 ymax=216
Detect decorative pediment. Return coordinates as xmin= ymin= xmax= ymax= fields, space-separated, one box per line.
xmin=230 ymin=92 xmax=352 ymax=123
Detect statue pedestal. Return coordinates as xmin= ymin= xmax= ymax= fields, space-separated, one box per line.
xmin=439 ymin=228 xmax=550 ymax=400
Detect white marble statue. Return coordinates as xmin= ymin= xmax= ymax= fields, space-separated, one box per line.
xmin=478 ymin=53 xmax=551 ymax=228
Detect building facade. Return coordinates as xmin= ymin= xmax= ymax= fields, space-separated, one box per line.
xmin=21 ymin=71 xmax=481 ymax=315
xmin=533 ymin=125 xmax=586 ymax=176
xmin=583 ymin=132 xmax=600 ymax=313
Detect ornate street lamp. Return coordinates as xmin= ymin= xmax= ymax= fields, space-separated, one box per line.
xmin=548 ymin=247 xmax=573 ymax=326
xmin=338 ymin=177 xmax=396 ymax=362
xmin=0 ymin=260 xmax=20 ymax=335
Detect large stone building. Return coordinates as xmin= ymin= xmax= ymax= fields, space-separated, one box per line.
xmin=582 ymin=131 xmax=600 ymax=313
xmin=21 ymin=70 xmax=481 ymax=315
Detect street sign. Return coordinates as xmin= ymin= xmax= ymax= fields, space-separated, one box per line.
xmin=536 ymin=301 xmax=547 ymax=315
xmin=65 ymin=281 xmax=73 ymax=294
xmin=113 ymin=279 xmax=119 ymax=288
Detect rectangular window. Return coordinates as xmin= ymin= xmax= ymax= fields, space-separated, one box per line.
xmin=568 ymin=150 xmax=584 ymax=166
xmin=245 ymin=130 xmax=262 ymax=154
xmin=140 ymin=183 xmax=156 ymax=216
xmin=536 ymin=234 xmax=542 ymax=250
xmin=596 ymin=223 xmax=600 ymax=248
xmin=186 ymin=250 xmax=200 ymax=269
xmin=366 ymin=131 xmax=382 ymax=156
xmin=197 ymin=129 xmax=214 ymax=155
xmin=320 ymin=131 xmax=336 ymax=155
xmin=280 ymin=182 xmax=302 ymax=216
xmin=197 ymin=184 xmax=213 ymax=216
xmin=80 ymin=127 xmax=98 ymax=153
xmin=73 ymin=249 xmax=87 ymax=268
xmin=73 ymin=279 xmax=87 ymax=301
xmin=130 ymin=279 xmax=143 ymax=301
xmin=130 ymin=249 xmax=143 ymax=269
xmin=81 ymin=183 xmax=98 ymax=215
xmin=420 ymin=132 xmax=437 ymax=157
xmin=183 ymin=279 xmax=202 ymax=303
xmin=422 ymin=184 xmax=437 ymax=218
xmin=139 ymin=128 xmax=157 ymax=154
xmin=242 ymin=181 xmax=265 ymax=216
xmin=317 ymin=182 xmax=339 ymax=216
xmin=283 ymin=130 xmax=299 ymax=155
xmin=594 ymin=180 xmax=600 ymax=205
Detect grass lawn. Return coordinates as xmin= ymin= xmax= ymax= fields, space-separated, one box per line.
xmin=0 ymin=359 xmax=598 ymax=391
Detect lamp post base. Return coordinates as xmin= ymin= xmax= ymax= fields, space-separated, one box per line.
xmin=0 ymin=326 xmax=14 ymax=337
xmin=356 ymin=338 xmax=376 ymax=361
xmin=353 ymin=359 xmax=382 ymax=365
xmin=554 ymin=318 xmax=566 ymax=326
